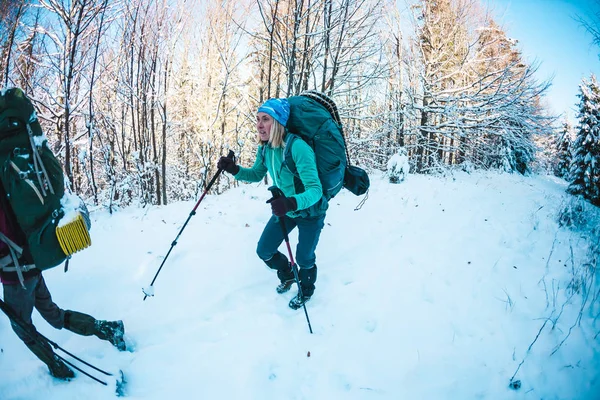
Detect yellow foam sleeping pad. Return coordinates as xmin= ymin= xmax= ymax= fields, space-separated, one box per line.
xmin=55 ymin=212 xmax=92 ymax=256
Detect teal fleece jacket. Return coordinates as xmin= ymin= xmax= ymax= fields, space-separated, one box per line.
xmin=234 ymin=135 xmax=327 ymax=217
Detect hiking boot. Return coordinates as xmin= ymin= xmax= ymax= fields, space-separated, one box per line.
xmin=288 ymin=265 xmax=317 ymax=309
xmin=289 ymin=293 xmax=311 ymax=310
xmin=265 ymin=252 xmax=296 ymax=294
xmin=276 ymin=279 xmax=295 ymax=294
xmin=276 ymin=264 xmax=295 ymax=293
xmin=47 ymin=355 xmax=75 ymax=380
xmin=95 ymin=320 xmax=126 ymax=351
xmin=25 ymin=339 xmax=74 ymax=380
xmin=65 ymin=311 xmax=126 ymax=351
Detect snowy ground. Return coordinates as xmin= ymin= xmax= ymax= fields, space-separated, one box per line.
xmin=0 ymin=170 xmax=599 ymax=399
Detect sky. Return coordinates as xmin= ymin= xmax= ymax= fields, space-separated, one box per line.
xmin=487 ymin=0 xmax=600 ymax=123
xmin=0 ymin=169 xmax=598 ymax=399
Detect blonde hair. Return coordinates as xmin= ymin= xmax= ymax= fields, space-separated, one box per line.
xmin=269 ymin=120 xmax=286 ymax=148
xmin=258 ymin=118 xmax=286 ymax=148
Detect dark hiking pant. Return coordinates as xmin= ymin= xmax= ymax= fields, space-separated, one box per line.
xmin=2 ymin=273 xmax=123 ymax=365
xmin=2 ymin=269 xmax=126 ymax=380
xmin=3 ymin=273 xmax=65 ymax=344
xmin=257 ymin=214 xmax=325 ymax=296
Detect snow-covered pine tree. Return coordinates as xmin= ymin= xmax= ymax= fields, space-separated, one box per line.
xmin=555 ymin=121 xmax=573 ymax=178
xmin=567 ymin=75 xmax=600 ymax=205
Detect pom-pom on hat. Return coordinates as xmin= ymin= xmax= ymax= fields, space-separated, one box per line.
xmin=257 ymin=98 xmax=290 ymax=126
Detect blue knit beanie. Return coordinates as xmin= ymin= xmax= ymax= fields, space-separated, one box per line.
xmin=257 ymin=98 xmax=290 ymax=126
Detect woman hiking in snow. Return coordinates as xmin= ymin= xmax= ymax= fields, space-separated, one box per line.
xmin=0 ymin=182 xmax=127 ymax=380
xmin=217 ymin=98 xmax=327 ymax=310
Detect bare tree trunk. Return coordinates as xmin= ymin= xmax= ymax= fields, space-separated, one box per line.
xmin=286 ymin=0 xmax=303 ymax=95
xmin=264 ymin=0 xmax=280 ymax=98
xmin=321 ymin=0 xmax=332 ymax=92
xmin=327 ymin=0 xmax=349 ymax=95
xmin=17 ymin=9 xmax=42 ymax=96
xmin=1 ymin=4 xmax=24 ymax=87
xmin=87 ymin=0 xmax=109 ymax=205
xmin=298 ymin=0 xmax=312 ymax=93
xmin=417 ymin=95 xmax=430 ymax=172
xmin=150 ymin=38 xmax=160 ymax=205
xmin=64 ymin=1 xmax=90 ymax=190
xmin=161 ymin=60 xmax=169 ymax=205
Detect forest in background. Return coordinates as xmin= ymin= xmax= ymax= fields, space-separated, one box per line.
xmin=0 ymin=0 xmax=579 ymax=210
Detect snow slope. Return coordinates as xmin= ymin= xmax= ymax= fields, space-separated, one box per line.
xmin=0 ymin=171 xmax=598 ymax=399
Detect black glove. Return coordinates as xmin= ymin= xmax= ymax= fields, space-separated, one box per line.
xmin=267 ymin=195 xmax=298 ymax=217
xmin=217 ymin=156 xmax=239 ymax=175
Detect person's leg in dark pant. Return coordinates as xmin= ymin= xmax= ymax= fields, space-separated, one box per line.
xmin=3 ymin=276 xmax=74 ymax=379
xmin=33 ymin=274 xmax=126 ymax=350
xmin=295 ymin=215 xmax=325 ymax=296
xmin=289 ymin=215 xmax=325 ymax=309
xmin=63 ymin=310 xmax=126 ymax=351
xmin=257 ymin=215 xmax=298 ymax=291
xmin=32 ymin=274 xmax=65 ymax=329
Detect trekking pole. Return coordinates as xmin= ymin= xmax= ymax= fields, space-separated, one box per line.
xmin=267 ymin=186 xmax=313 ymax=334
xmin=143 ymin=150 xmax=235 ymax=300
xmin=0 ymin=297 xmax=112 ymax=385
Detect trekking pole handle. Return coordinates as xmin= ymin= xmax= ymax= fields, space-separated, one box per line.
xmin=267 ymin=185 xmax=284 ymax=200
xmin=219 ymin=150 xmax=235 ymax=168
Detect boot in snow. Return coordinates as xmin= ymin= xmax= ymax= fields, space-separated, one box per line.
xmin=289 ymin=265 xmax=317 ymax=310
xmin=26 ymin=339 xmax=74 ymax=380
xmin=265 ymin=252 xmax=295 ymax=294
xmin=64 ymin=311 xmax=126 ymax=351
xmin=47 ymin=355 xmax=75 ymax=380
xmin=95 ymin=320 xmax=126 ymax=351
xmin=276 ymin=265 xmax=295 ymax=294
xmin=276 ymin=279 xmax=295 ymax=294
xmin=288 ymin=293 xmax=311 ymax=310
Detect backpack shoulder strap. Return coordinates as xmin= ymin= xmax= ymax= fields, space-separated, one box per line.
xmin=283 ymin=133 xmax=299 ymax=176
xmin=282 ymin=134 xmax=305 ymax=194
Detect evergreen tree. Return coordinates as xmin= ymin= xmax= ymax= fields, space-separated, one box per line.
xmin=555 ymin=121 xmax=573 ymax=178
xmin=567 ymin=75 xmax=600 ymax=205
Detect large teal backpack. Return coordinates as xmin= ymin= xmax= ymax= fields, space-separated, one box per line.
xmin=0 ymin=87 xmax=90 ymax=271
xmin=285 ymin=90 xmax=369 ymax=200
xmin=285 ymin=91 xmax=348 ymax=200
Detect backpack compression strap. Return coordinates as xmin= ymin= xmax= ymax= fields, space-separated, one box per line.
xmin=0 ymin=231 xmax=28 ymax=289
xmin=26 ymin=124 xmax=55 ymax=196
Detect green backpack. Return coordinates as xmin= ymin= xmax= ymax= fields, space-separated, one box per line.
xmin=0 ymin=87 xmax=90 ymax=271
xmin=285 ymin=90 xmax=369 ymax=200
